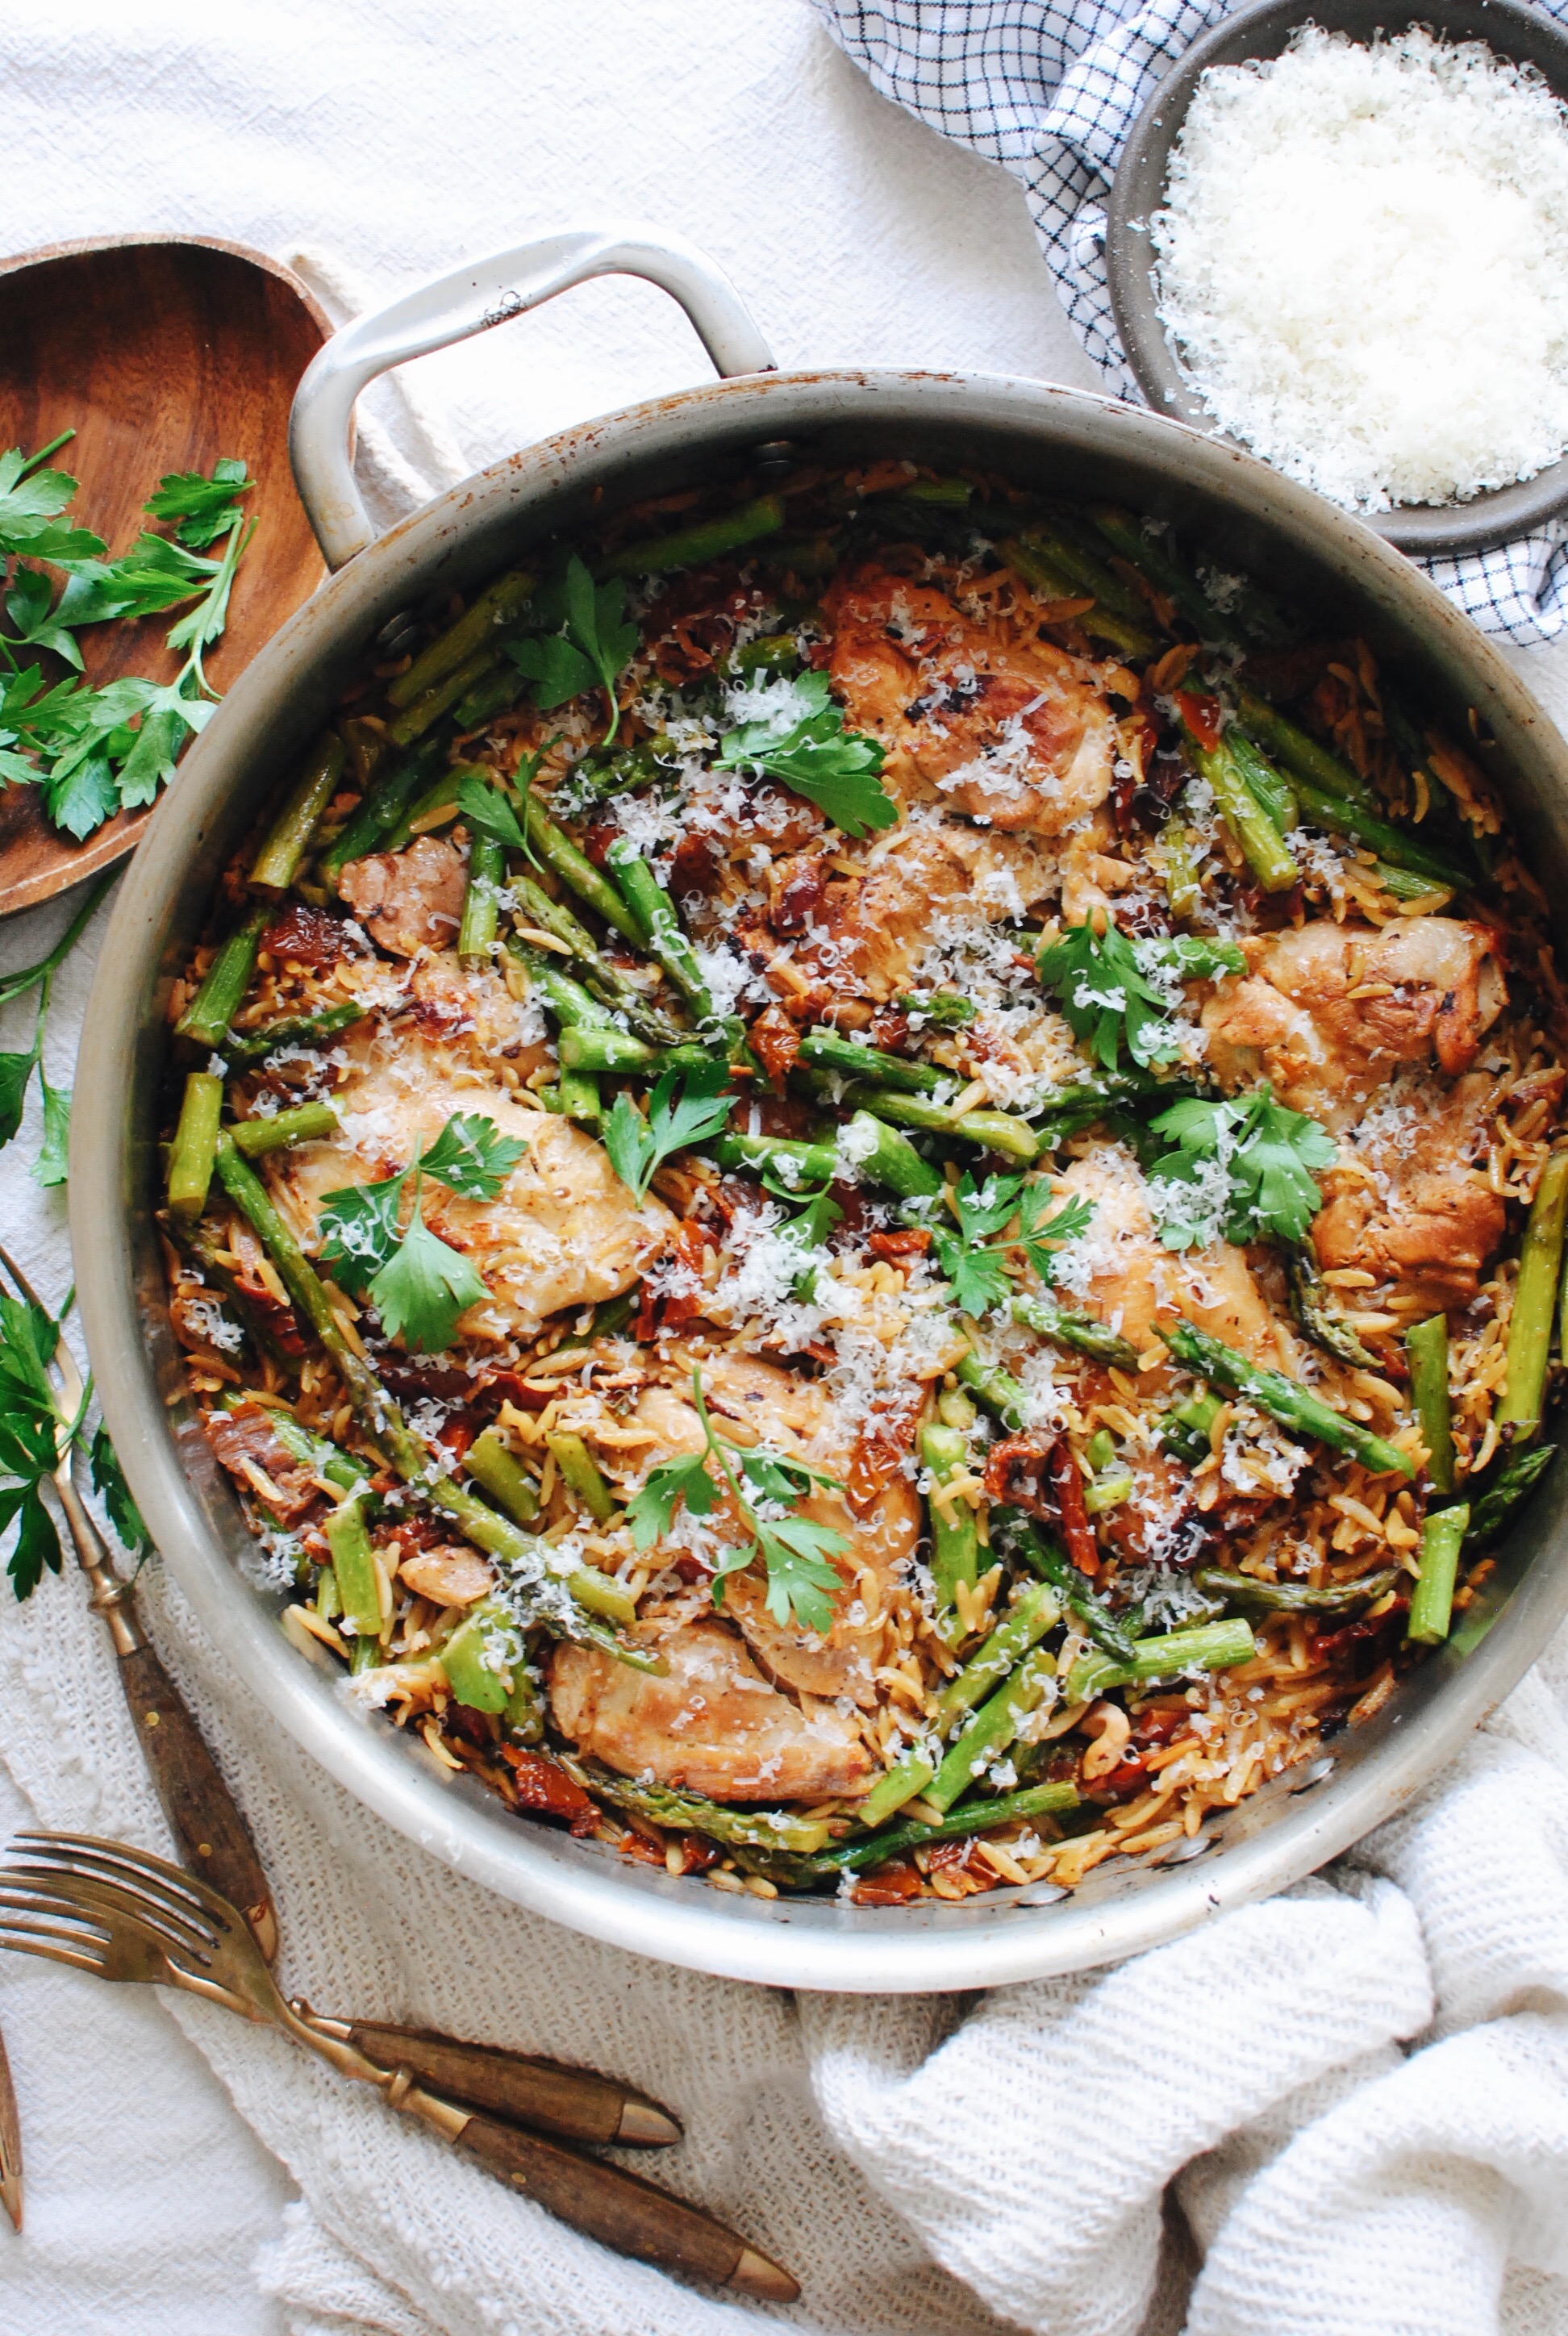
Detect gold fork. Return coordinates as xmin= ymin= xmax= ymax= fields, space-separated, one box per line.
xmin=0 ymin=1830 xmax=796 ymax=2301
xmin=0 ymin=1240 xmax=679 ymax=2151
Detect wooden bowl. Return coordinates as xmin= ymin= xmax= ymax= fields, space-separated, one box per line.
xmin=1105 ymin=0 xmax=1568 ymax=556
xmin=0 ymin=235 xmax=330 ymax=913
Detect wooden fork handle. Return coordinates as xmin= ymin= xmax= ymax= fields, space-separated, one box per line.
xmin=337 ymin=2020 xmax=680 ymax=2147
xmin=444 ymin=2111 xmax=799 ymax=2301
xmin=115 ymin=1642 xmax=279 ymax=1964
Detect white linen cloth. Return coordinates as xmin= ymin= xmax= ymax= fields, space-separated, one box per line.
xmin=811 ymin=0 xmax=1568 ymax=648
xmin=3 ymin=6 xmax=1568 ymax=2334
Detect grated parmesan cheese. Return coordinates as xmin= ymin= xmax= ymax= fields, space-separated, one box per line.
xmin=1153 ymin=27 xmax=1568 ymax=512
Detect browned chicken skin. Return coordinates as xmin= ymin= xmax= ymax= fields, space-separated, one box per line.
xmin=1312 ymin=1070 xmax=1507 ymax=1303
xmin=548 ymin=1620 xmax=874 ymax=1801
xmin=1203 ymin=918 xmax=1507 ymax=1131
xmin=825 ymin=565 xmax=1116 ymax=836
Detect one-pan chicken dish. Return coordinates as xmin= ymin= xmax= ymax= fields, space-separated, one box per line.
xmin=161 ymin=460 xmax=1563 ymax=1904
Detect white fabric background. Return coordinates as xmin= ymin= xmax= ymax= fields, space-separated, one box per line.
xmin=3 ymin=6 xmax=1568 ymax=2333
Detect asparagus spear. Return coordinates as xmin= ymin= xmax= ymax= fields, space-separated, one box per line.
xmin=1290 ymin=1245 xmax=1379 ymax=1371
xmin=605 ymin=839 xmax=715 ymax=1020
xmin=931 ymin=1581 xmax=1060 ymax=1729
xmin=851 ymin=1087 xmax=1040 ymax=1163
xmin=386 ymin=649 xmax=504 ymax=748
xmin=1011 ymin=1292 xmax=1141 ymax=1370
xmin=1288 ymin=774 xmax=1469 ymax=891
xmin=922 ymin=1413 xmax=978 ymax=1645
xmin=955 ymin=1350 xmax=1031 ymax=1433
xmin=223 ymin=1001 xmax=369 ymax=1066
xmin=926 ymin=1645 xmax=1058 ymax=1813
xmin=990 ymin=1510 xmax=1140 ymax=1663
xmin=452 ymin=663 xmax=530 ymax=732
xmin=557 ymin=1028 xmax=714 ymax=1078
xmin=599 ymin=494 xmax=785 ymax=578
xmin=798 ymin=1027 xmax=947 ymax=1095
xmin=545 ymin=1432 xmax=617 ymax=1525
xmin=1065 ymin=1616 xmax=1256 ymax=1704
xmin=712 ymin=1129 xmax=840 ymax=1186
xmin=818 ymin=1779 xmax=1081 ymax=1876
xmin=323 ymin=1494 xmax=384 ymax=1655
xmin=1406 ymin=1314 xmax=1456 ymax=1495
xmin=1192 ymin=1565 xmax=1399 ymax=1617
xmin=167 ymin=1072 xmax=223 ymax=1224
xmin=1466 ymin=1444 xmax=1557 ymax=1546
xmin=464 ymin=1426 xmax=540 ymax=1524
xmin=249 ymin=734 xmax=346 ymax=893
xmin=509 ymin=878 xmax=687 ymax=1047
xmin=1086 ymin=504 xmax=1247 ymax=647
xmin=211 ymin=1137 xmax=651 ymax=1666
xmin=176 ymin=905 xmax=270 ymax=1049
xmin=261 ymin=1404 xmax=373 ymax=1495
xmin=229 ymin=1103 xmax=339 ymax=1157
xmin=1498 ymin=1148 xmax=1568 ymax=1437
xmin=1226 ymin=726 xmax=1297 ymax=836
xmin=566 ymin=1758 xmax=834 ymax=1854
xmin=512 ymin=796 xmax=644 ymax=949
xmin=1162 ymin=1318 xmax=1416 ymax=1477
xmin=458 ymin=831 xmax=507 ymax=966
xmin=1182 ymin=728 xmax=1299 ymax=895
xmin=385 ymin=567 xmax=537 ymax=711
xmin=1407 ymin=1504 xmax=1470 ymax=1646
xmin=1235 ymin=688 xmax=1378 ymax=811
xmin=318 ymin=738 xmax=446 ymax=885
xmin=840 ymin=1111 xmax=942 ymax=1200
xmin=1003 ymin=536 xmax=1157 ymax=660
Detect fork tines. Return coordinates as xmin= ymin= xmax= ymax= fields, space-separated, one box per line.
xmin=5 ymin=1833 xmax=225 ymax=1954
xmin=0 ymin=1881 xmax=114 ymax=1975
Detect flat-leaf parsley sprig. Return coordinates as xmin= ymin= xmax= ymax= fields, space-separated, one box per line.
xmin=603 ymin=1059 xmax=732 ymax=1202
xmin=716 ymin=670 xmax=899 ymax=839
xmin=317 ymin=1112 xmax=528 ymax=1353
xmin=1036 ymin=920 xmax=1244 ymax=1072
xmin=626 ymin=1367 xmax=848 ymax=1631
xmin=507 ymin=555 xmax=639 ymax=746
xmin=1149 ymin=1083 xmax=1337 ymax=1249
xmin=932 ymin=1170 xmax=1095 ymax=1318
xmin=0 ymin=1284 xmax=149 ymax=1600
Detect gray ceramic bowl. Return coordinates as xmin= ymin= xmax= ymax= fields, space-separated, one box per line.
xmin=1106 ymin=0 xmax=1568 ymax=555
xmin=65 ymin=233 xmax=1568 ymax=1991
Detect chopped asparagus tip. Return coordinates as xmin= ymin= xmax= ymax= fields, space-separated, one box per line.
xmin=845 ymin=1111 xmax=943 ymax=1200
xmin=1163 ymin=1317 xmax=1416 ymax=1477
xmin=1086 ymin=503 xmax=1248 ymax=647
xmin=223 ymin=999 xmax=369 ymax=1066
xmin=1407 ymin=1504 xmax=1471 ymax=1646
xmin=955 ymin=1349 xmax=1032 ymax=1434
xmin=927 ymin=1643 xmax=1058 ymax=1814
xmin=1192 ymin=1565 xmax=1399 ymax=1617
xmin=1066 ymin=1616 xmax=1256 ymax=1704
xmin=521 ymin=796 xmax=646 ymax=949
xmin=385 ymin=647 xmax=502 ymax=748
xmin=1406 ymin=1313 xmax=1456 ymax=1495
xmin=557 ymin=1027 xmax=713 ymax=1077
xmin=323 ymin=1495 xmax=382 ymax=1644
xmin=1466 ymin=1444 xmax=1557 ymax=1546
xmin=509 ymin=878 xmax=686 ymax=1047
xmin=385 ymin=567 xmax=536 ymax=711
xmin=175 ymin=904 xmax=269 ymax=1049
xmin=605 ymin=838 xmax=715 ymax=1019
xmin=1289 ymin=1245 xmax=1379 ymax=1371
xmin=712 ymin=1129 xmax=841 ymax=1187
xmin=1499 ymin=1149 xmax=1568 ymax=1435
xmin=261 ymin=1403 xmax=373 ymax=1493
xmin=1185 ymin=731 xmax=1299 ymax=895
xmin=545 ymin=1431 xmax=618 ymax=1525
xmin=229 ymin=1103 xmax=340 ymax=1158
xmin=1289 ymin=772 xmax=1469 ymax=891
xmin=319 ymin=737 xmax=445 ymax=884
xmin=798 ymin=1027 xmax=946 ymax=1096
xmin=827 ymin=1779 xmax=1080 ymax=1874
xmin=856 ymin=1754 xmax=937 ymax=1829
xmin=1235 ymin=687 xmax=1377 ymax=811
xmin=853 ymin=1086 xmax=1040 ymax=1161
xmin=600 ymin=493 xmax=786 ymax=578
xmin=458 ymin=831 xmax=506 ymax=965
xmin=464 ymin=1426 xmax=540 ymax=1525
xmin=166 ymin=1072 xmax=223 ymax=1224
xmin=1011 ymin=1292 xmax=1141 ymax=1370
xmin=250 ymin=733 xmax=346 ymax=893
xmin=921 ymin=1420 xmax=978 ymax=1645
xmin=931 ymin=1581 xmax=1060 ymax=1731
xmin=571 ymin=1758 xmax=835 ymax=1854
xmin=1004 ymin=534 xmax=1157 ymax=660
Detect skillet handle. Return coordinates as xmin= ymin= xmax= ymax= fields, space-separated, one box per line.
xmin=288 ymin=227 xmax=776 ymax=572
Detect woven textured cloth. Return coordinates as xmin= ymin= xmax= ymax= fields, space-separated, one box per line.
xmin=4 ymin=6 xmax=1568 ymax=2333
xmin=811 ymin=0 xmax=1568 ymax=645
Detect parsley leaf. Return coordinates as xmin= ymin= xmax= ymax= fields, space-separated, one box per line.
xmin=507 ymin=554 xmax=638 ymax=744
xmin=603 ymin=1060 xmax=732 ymax=1201
xmin=90 ymin=1422 xmax=152 ymax=1559
xmin=932 ymin=1170 xmax=1096 ymax=1316
xmin=143 ymin=458 xmax=252 ymax=549
xmin=715 ymin=670 xmax=898 ymax=839
xmin=32 ymin=1071 xmax=70 ymax=1189
xmin=0 ymin=1287 xmax=85 ymax=1598
xmin=455 ymin=771 xmax=526 ymax=850
xmin=1149 ymin=1083 xmax=1337 ymax=1249
xmin=1036 ymin=922 xmax=1245 ymax=1072
xmin=627 ymin=1369 xmax=848 ymax=1631
xmin=55 ymin=534 xmax=220 ymax=629
xmin=366 ymin=1189 xmax=486 ymax=1352
xmin=0 ymin=448 xmax=104 ymax=565
xmin=317 ymin=1112 xmax=527 ymax=1346
xmin=4 ymin=565 xmax=84 ymax=669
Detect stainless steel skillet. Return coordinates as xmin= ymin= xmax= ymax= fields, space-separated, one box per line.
xmin=69 ymin=228 xmax=1568 ymax=1992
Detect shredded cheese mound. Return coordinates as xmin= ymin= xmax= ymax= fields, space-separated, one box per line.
xmin=1153 ymin=27 xmax=1568 ymax=512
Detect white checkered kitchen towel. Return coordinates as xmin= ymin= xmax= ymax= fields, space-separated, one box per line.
xmin=811 ymin=0 xmax=1568 ymax=646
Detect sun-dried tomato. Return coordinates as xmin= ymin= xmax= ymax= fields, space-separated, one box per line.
xmin=1174 ymin=690 xmax=1224 ymax=753
xmin=749 ymin=1003 xmax=802 ymax=1090
xmin=578 ymin=823 xmax=617 ymax=870
xmin=261 ymin=903 xmax=359 ymax=968
xmin=658 ymin=1220 xmax=714 ymax=1333
xmin=847 ymin=1387 xmax=925 ymax=1514
xmin=1309 ymin=1600 xmax=1410 ymax=1679
xmin=865 ymin=1010 xmax=914 ymax=1053
xmin=1086 ymin=1758 xmax=1149 ymax=1803
xmin=499 ymin=1747 xmax=600 ymax=1836
xmin=851 ymin=1858 xmax=924 ymax=1905
xmin=982 ymin=1433 xmax=1053 ymax=1516
xmin=669 ymin=832 xmax=719 ymax=901
xmin=673 ymin=1833 xmax=723 ymax=1875
xmin=771 ymin=859 xmax=828 ymax=934
xmin=865 ymin=1228 xmax=931 ymax=1260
